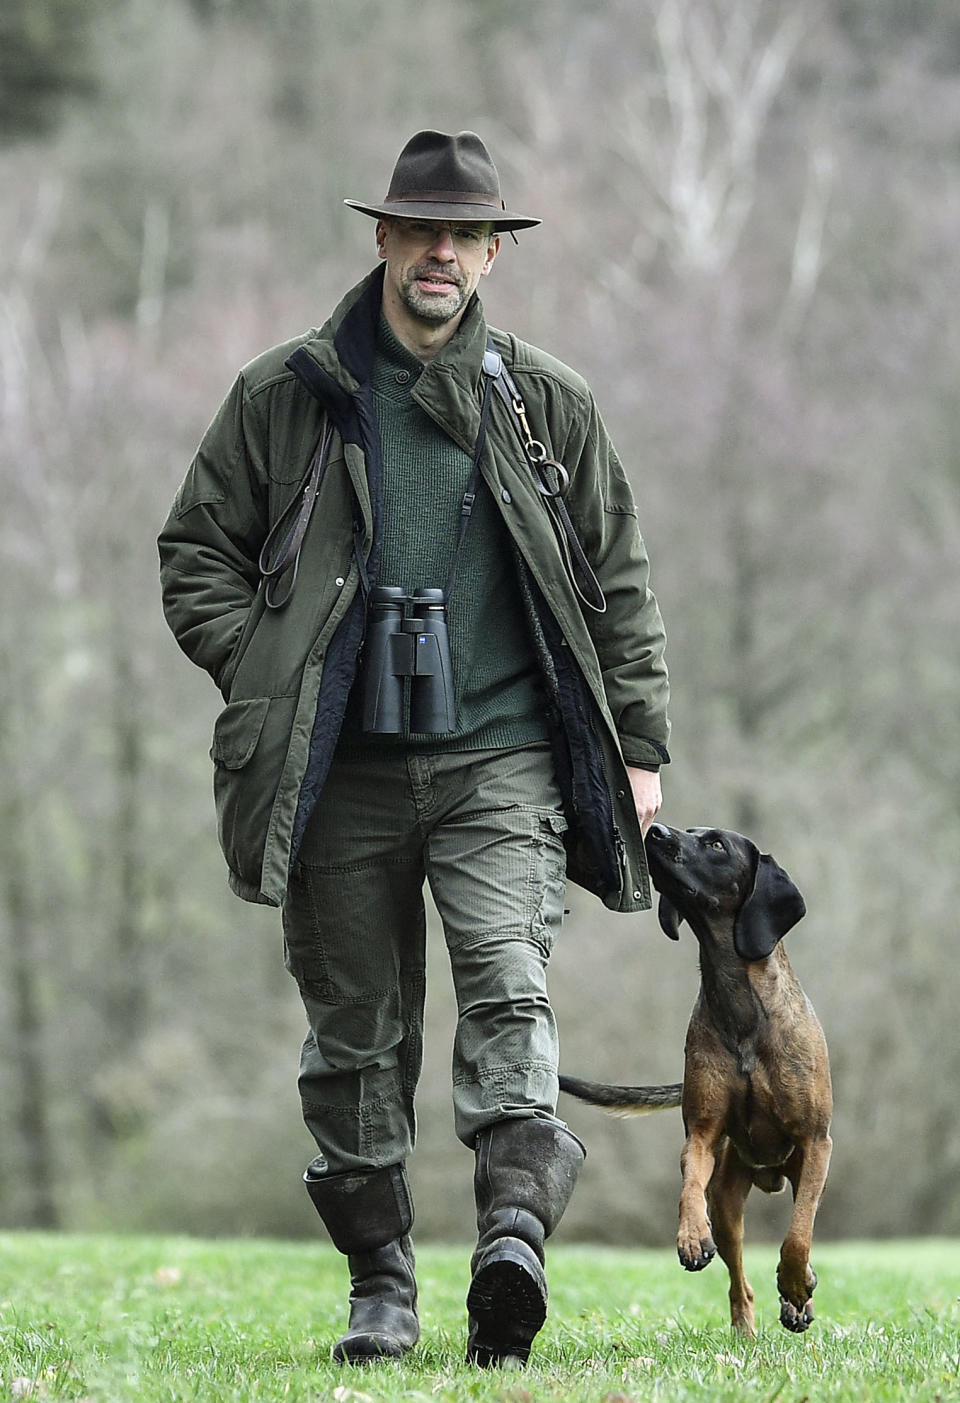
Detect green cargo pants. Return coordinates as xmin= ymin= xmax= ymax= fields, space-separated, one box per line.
xmin=281 ymin=742 xmax=568 ymax=1174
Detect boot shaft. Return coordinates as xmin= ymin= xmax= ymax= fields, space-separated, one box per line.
xmin=305 ymin=1161 xmax=413 ymax=1255
xmin=473 ymin=1118 xmax=585 ymax=1246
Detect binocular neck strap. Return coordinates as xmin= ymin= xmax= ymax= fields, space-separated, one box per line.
xmin=443 ymin=348 xmax=500 ymax=603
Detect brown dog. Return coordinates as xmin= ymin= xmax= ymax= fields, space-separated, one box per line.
xmin=560 ymin=823 xmax=833 ymax=1335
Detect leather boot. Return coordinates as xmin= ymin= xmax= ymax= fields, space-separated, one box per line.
xmin=304 ymin=1160 xmax=419 ymax=1363
xmin=466 ymin=1118 xmax=585 ymax=1367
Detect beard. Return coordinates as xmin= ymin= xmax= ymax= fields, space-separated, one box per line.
xmin=398 ymin=262 xmax=469 ymax=324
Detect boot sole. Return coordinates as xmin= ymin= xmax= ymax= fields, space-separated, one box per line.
xmin=466 ymin=1241 xmax=547 ymax=1367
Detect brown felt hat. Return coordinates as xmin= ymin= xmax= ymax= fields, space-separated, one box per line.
xmin=344 ymin=129 xmax=541 ymax=232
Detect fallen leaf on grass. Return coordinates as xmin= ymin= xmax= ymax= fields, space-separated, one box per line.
xmin=9 ymin=1381 xmax=47 ymax=1400
xmin=714 ymin=1352 xmax=745 ymax=1368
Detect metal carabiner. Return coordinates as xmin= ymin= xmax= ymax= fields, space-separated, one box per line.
xmin=510 ymin=393 xmax=535 ymax=447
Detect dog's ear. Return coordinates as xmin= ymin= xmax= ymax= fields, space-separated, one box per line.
xmin=658 ymin=894 xmax=683 ymax=941
xmin=733 ymin=851 xmax=806 ymax=961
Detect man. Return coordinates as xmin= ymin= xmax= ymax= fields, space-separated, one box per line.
xmin=158 ymin=130 xmax=670 ymax=1367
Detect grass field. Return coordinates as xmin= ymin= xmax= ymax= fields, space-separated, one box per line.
xmin=1 ymin=1233 xmax=958 ymax=1401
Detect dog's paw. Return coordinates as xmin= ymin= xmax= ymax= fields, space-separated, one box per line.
xmin=779 ymin=1294 xmax=814 ymax=1332
xmin=777 ymin=1261 xmax=817 ymax=1331
xmin=677 ymin=1232 xmax=716 ymax=1272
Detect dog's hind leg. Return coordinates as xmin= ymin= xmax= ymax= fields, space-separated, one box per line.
xmin=707 ymin=1139 xmax=756 ymax=1336
xmin=776 ymin=1132 xmax=832 ymax=1333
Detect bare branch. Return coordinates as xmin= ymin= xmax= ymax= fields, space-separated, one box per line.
xmin=136 ymin=198 xmax=171 ymax=344
xmin=779 ymin=143 xmax=836 ymax=334
xmin=626 ymin=0 xmax=812 ymax=272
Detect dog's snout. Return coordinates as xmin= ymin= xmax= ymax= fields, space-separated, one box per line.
xmin=646 ymin=823 xmax=681 ymax=860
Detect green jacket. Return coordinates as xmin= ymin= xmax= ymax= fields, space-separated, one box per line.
xmin=158 ymin=268 xmax=670 ymax=910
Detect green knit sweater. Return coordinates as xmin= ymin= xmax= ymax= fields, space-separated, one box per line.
xmin=340 ymin=318 xmax=550 ymax=752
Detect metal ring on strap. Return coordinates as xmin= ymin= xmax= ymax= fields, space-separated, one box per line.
xmin=533 ymin=458 xmax=570 ymax=499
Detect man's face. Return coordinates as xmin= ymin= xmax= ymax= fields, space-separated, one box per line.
xmin=377 ymin=218 xmax=500 ymax=327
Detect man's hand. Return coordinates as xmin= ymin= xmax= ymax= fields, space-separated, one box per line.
xmin=626 ymin=765 xmax=662 ymax=837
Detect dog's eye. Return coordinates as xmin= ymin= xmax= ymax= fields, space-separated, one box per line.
xmin=710 ymin=840 xmax=725 ymax=852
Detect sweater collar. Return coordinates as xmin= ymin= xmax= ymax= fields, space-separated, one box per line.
xmin=374 ymin=314 xmax=424 ymax=395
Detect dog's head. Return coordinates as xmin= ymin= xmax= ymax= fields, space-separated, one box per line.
xmin=644 ymin=823 xmax=806 ymax=961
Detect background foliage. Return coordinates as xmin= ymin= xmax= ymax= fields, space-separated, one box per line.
xmin=1 ymin=0 xmax=958 ymax=1244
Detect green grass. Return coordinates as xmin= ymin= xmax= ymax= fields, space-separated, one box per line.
xmin=1 ymin=1234 xmax=958 ymax=1401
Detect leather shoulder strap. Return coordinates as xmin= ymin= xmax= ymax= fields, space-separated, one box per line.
xmin=258 ymin=417 xmax=333 ymax=610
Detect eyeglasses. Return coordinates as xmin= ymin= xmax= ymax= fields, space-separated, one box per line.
xmin=395 ymin=219 xmax=495 ymax=250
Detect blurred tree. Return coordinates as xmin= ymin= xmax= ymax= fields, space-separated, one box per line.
xmin=0 ymin=664 xmax=59 ymax=1229
xmin=0 ymin=281 xmax=63 ymax=1227
xmin=834 ymin=0 xmax=960 ymax=61
xmin=0 ymin=0 xmax=99 ymax=140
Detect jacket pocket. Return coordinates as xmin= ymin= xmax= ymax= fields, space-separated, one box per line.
xmin=210 ymin=697 xmax=270 ymax=768
xmin=210 ymin=694 xmax=297 ymax=900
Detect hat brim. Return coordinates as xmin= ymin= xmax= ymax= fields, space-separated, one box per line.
xmin=344 ymin=198 xmax=541 ymax=232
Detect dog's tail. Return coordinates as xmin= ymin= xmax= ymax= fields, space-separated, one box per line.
xmin=558 ymin=1074 xmax=682 ymax=1116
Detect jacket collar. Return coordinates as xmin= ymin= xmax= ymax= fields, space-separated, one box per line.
xmin=409 ymin=295 xmax=489 ymax=456
xmin=297 ymin=265 xmax=490 ymax=408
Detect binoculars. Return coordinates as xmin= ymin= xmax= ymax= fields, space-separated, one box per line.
xmin=358 ymin=586 xmax=456 ymax=734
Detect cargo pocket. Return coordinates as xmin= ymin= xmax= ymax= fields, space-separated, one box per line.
xmin=529 ymin=809 xmax=568 ymax=956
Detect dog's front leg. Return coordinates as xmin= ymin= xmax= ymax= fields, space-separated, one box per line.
xmin=677 ymin=1123 xmax=722 ymax=1271
xmin=777 ymin=1132 xmax=832 ymax=1332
